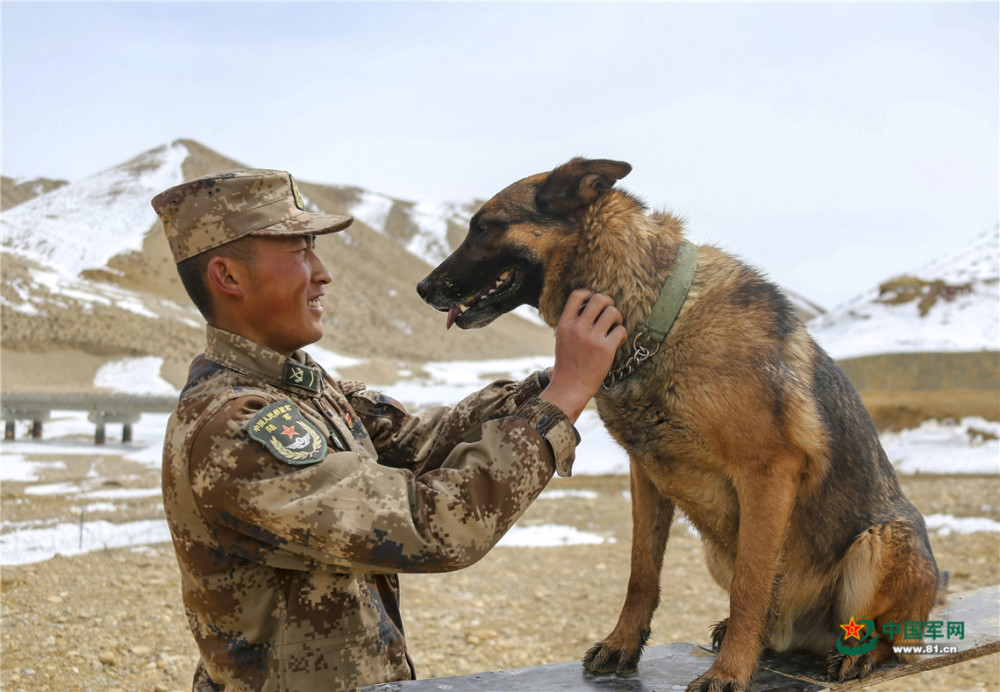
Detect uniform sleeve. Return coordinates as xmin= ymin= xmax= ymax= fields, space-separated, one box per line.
xmin=348 ymin=371 xmax=552 ymax=475
xmin=187 ymin=388 xmax=578 ymax=575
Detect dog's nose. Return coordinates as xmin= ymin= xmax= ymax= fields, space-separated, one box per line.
xmin=416 ymin=277 xmax=430 ymax=301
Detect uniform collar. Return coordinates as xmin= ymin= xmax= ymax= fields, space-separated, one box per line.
xmin=205 ymin=325 xmax=324 ymax=394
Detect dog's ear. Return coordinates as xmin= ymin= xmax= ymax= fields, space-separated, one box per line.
xmin=536 ymin=158 xmax=632 ymax=216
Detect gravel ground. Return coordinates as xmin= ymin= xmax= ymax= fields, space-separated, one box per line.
xmin=2 ymin=474 xmax=998 ymax=691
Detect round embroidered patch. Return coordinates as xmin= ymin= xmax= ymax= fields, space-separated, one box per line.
xmin=248 ymin=401 xmax=327 ymax=465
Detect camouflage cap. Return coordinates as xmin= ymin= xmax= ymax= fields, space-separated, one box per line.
xmin=152 ymin=169 xmax=353 ymax=263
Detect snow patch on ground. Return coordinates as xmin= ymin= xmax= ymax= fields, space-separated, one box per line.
xmin=94 ymin=357 xmax=178 ymax=396
xmin=496 ymin=524 xmax=613 ymax=548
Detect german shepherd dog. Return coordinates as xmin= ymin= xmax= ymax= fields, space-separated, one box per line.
xmin=416 ymin=158 xmax=942 ymax=691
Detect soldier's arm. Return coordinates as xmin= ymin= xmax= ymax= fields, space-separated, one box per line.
xmin=187 ymin=392 xmax=573 ymax=574
xmin=347 ymin=371 xmax=549 ymax=474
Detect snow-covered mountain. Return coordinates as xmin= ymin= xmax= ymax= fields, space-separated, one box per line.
xmin=0 ymin=141 xmax=465 ymax=279
xmin=346 ymin=188 xmax=475 ymax=266
xmin=808 ymin=226 xmax=999 ymax=360
xmin=1 ymin=175 xmax=69 ymax=211
xmin=0 ymin=139 xmax=553 ymax=393
xmin=2 ymin=144 xmax=188 ymax=277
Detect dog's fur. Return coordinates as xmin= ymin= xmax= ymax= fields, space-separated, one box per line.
xmin=417 ymin=158 xmax=941 ymax=691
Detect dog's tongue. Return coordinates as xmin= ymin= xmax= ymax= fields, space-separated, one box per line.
xmin=446 ymin=306 xmax=461 ymax=330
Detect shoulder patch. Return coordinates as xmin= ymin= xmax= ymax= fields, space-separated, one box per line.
xmin=248 ymin=401 xmax=327 ymax=465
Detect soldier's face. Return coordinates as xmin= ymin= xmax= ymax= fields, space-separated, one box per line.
xmin=239 ymin=235 xmax=332 ymax=356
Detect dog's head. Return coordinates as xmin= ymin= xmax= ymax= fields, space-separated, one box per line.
xmin=417 ymin=157 xmax=631 ymax=329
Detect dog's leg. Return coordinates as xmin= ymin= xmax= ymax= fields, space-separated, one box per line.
xmin=584 ymin=460 xmax=674 ymax=674
xmin=826 ymin=520 xmax=940 ymax=681
xmin=687 ymin=453 xmax=801 ymax=692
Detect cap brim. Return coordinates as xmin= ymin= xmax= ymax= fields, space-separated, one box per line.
xmin=251 ymin=211 xmax=354 ymax=237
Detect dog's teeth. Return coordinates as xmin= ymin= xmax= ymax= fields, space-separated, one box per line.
xmin=488 ymin=273 xmax=509 ymax=295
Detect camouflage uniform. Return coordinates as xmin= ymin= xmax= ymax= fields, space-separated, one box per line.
xmin=163 ymin=325 xmax=578 ymax=691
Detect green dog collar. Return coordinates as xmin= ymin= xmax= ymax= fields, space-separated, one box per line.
xmin=603 ymin=240 xmax=698 ymax=389
xmin=641 ymin=239 xmax=698 ymax=343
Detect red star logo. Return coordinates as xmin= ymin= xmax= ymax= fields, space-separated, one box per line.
xmin=281 ymin=424 xmax=298 ymax=439
xmin=840 ymin=617 xmax=866 ymax=641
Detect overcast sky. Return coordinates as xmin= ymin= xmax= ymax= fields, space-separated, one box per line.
xmin=2 ymin=1 xmax=997 ymax=309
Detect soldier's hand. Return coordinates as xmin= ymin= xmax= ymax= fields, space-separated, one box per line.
xmin=539 ymin=289 xmax=627 ymax=422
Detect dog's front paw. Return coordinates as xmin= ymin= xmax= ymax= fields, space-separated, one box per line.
xmin=582 ymin=639 xmax=643 ymax=674
xmin=825 ymin=649 xmax=875 ymax=681
xmin=686 ymin=669 xmax=751 ymax=692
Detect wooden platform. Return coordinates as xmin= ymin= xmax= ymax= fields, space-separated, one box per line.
xmin=362 ymin=584 xmax=999 ymax=691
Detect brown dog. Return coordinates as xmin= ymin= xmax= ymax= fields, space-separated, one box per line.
xmin=416 ymin=158 xmax=942 ymax=691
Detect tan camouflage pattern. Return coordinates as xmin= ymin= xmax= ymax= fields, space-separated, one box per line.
xmin=151 ymin=169 xmax=354 ymax=264
xmin=163 ymin=325 xmax=578 ymax=691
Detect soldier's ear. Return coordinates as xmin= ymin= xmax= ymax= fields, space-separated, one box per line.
xmin=206 ymin=255 xmax=247 ymax=301
xmin=536 ymin=157 xmax=632 ymax=216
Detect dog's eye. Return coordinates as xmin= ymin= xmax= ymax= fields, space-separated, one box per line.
xmin=477 ymin=219 xmax=503 ymax=235
xmin=472 ymin=218 xmax=504 ymax=237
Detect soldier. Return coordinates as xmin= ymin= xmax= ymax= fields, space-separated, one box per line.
xmin=151 ymin=169 xmax=626 ymax=691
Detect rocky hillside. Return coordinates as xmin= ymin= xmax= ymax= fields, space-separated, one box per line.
xmin=808 ymin=225 xmax=999 ymax=360
xmin=1 ymin=175 xmax=68 ymax=211
xmin=0 ymin=139 xmax=553 ymax=393
xmin=808 ymin=226 xmax=999 ymax=428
